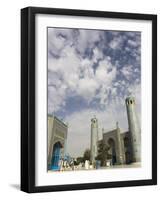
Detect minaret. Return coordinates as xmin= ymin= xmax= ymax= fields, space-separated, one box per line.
xmin=90 ymin=116 xmax=98 ymax=164
xmin=116 ymin=122 xmax=124 ymax=164
xmin=125 ymin=96 xmax=141 ymax=162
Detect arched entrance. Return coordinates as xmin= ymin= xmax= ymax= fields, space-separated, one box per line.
xmin=108 ymin=138 xmax=116 ymax=165
xmin=125 ymin=151 xmax=131 ymax=164
xmin=124 ymin=137 xmax=131 ymax=164
xmin=51 ymin=142 xmax=62 ymax=170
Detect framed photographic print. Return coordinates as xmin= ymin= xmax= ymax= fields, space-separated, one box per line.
xmin=21 ymin=7 xmax=157 ymax=193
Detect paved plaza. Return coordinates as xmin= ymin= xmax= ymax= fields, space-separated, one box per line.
xmin=48 ymin=162 xmax=141 ymax=172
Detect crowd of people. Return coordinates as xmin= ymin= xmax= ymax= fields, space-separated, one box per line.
xmin=56 ymin=159 xmax=82 ymax=171
xmin=55 ymin=158 xmax=112 ymax=172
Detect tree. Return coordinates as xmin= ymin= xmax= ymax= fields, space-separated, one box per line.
xmin=76 ymin=157 xmax=84 ymax=164
xmin=96 ymin=140 xmax=111 ymax=166
xmin=83 ymin=149 xmax=91 ymax=162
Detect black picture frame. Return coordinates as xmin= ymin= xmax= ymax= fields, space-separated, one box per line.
xmin=21 ymin=6 xmax=157 ymax=193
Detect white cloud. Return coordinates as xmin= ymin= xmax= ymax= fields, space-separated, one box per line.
xmin=48 ymin=45 xmax=81 ymax=113
xmin=48 ymin=43 xmax=118 ymax=113
xmin=77 ymin=78 xmax=99 ymax=102
xmin=121 ymin=65 xmax=133 ymax=80
xmin=109 ymin=36 xmax=122 ymax=49
xmin=96 ymin=60 xmax=116 ymax=80
xmin=128 ymin=39 xmax=138 ymax=47
xmin=92 ymin=47 xmax=103 ymax=63
xmin=76 ymin=30 xmax=103 ymax=54
xmin=94 ymin=60 xmax=117 ymax=106
xmin=125 ymin=32 xmax=137 ymax=37
xmin=48 ymin=28 xmax=74 ymax=58
xmin=48 ymin=86 xmax=66 ymax=113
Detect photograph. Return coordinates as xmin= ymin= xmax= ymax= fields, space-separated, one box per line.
xmin=47 ymin=27 xmax=141 ymax=172
xmin=21 ymin=6 xmax=157 ymax=192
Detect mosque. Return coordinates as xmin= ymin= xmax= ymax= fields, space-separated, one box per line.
xmin=47 ymin=115 xmax=68 ymax=170
xmin=90 ymin=96 xmax=141 ymax=165
xmin=47 ymin=96 xmax=141 ymax=170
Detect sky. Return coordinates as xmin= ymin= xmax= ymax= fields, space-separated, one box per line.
xmin=48 ymin=27 xmax=141 ymax=157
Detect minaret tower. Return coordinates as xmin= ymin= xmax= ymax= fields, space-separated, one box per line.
xmin=125 ymin=96 xmax=141 ymax=162
xmin=116 ymin=122 xmax=124 ymax=164
xmin=90 ymin=116 xmax=98 ymax=164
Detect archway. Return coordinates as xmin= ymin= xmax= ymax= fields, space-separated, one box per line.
xmin=51 ymin=142 xmax=62 ymax=170
xmin=125 ymin=151 xmax=131 ymax=164
xmin=108 ymin=138 xmax=116 ymax=165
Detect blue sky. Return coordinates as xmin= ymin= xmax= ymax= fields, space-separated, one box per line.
xmin=48 ymin=28 xmax=141 ymax=157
